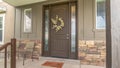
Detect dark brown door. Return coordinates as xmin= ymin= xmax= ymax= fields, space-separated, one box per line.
xmin=43 ymin=2 xmax=77 ymax=59
xmin=50 ymin=3 xmax=70 ymax=58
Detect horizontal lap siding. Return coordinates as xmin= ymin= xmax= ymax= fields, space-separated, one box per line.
xmin=15 ymin=0 xmax=105 ymax=40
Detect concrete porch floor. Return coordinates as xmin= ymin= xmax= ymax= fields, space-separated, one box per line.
xmin=0 ymin=57 xmax=105 ymax=68
xmin=16 ymin=57 xmax=105 ymax=68
xmin=17 ymin=57 xmax=80 ymax=68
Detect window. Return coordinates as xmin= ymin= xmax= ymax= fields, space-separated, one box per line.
xmin=96 ymin=0 xmax=106 ymax=29
xmin=24 ymin=8 xmax=32 ymax=33
xmin=0 ymin=14 xmax=5 ymax=44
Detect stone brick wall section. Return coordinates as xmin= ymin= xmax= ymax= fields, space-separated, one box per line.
xmin=78 ymin=40 xmax=106 ymax=66
xmin=16 ymin=40 xmax=106 ymax=66
xmin=16 ymin=40 xmax=42 ymax=57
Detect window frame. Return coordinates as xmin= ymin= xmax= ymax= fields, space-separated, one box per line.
xmin=23 ymin=8 xmax=32 ymax=33
xmin=95 ymin=0 xmax=106 ymax=30
xmin=0 ymin=14 xmax=5 ymax=44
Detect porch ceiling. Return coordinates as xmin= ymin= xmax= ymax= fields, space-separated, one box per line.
xmin=3 ymin=0 xmax=47 ymax=6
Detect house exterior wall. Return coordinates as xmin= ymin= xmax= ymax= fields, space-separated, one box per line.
xmin=111 ymin=0 xmax=120 ymax=68
xmin=78 ymin=0 xmax=106 ymax=40
xmin=0 ymin=1 xmax=15 ymax=43
xmin=15 ymin=0 xmax=106 ymax=41
xmin=15 ymin=0 xmax=106 ymax=66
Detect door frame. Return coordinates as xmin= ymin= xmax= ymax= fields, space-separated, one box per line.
xmin=106 ymin=0 xmax=111 ymax=68
xmin=42 ymin=1 xmax=78 ymax=59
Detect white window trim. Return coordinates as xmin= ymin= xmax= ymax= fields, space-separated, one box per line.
xmin=0 ymin=14 xmax=5 ymax=44
xmin=23 ymin=8 xmax=32 ymax=33
xmin=95 ymin=0 xmax=106 ymax=30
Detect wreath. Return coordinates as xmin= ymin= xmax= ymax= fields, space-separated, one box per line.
xmin=51 ymin=15 xmax=64 ymax=32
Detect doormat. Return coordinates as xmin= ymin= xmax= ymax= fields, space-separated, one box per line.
xmin=42 ymin=61 xmax=64 ymax=68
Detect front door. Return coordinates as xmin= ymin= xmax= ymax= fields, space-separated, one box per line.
xmin=43 ymin=2 xmax=77 ymax=59
xmin=50 ymin=3 xmax=69 ymax=58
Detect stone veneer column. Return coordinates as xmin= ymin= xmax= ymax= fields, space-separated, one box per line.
xmin=111 ymin=0 xmax=120 ymax=68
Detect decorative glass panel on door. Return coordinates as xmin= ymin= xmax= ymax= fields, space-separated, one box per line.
xmin=44 ymin=9 xmax=49 ymax=51
xmin=71 ymin=5 xmax=76 ymax=53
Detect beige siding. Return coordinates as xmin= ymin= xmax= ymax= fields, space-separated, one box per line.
xmin=15 ymin=0 xmax=105 ymax=40
xmin=78 ymin=0 xmax=106 ymax=40
xmin=15 ymin=8 xmax=21 ymax=40
xmin=0 ymin=2 xmax=15 ymax=43
xmin=78 ymin=0 xmax=84 ymax=40
xmin=84 ymin=0 xmax=94 ymax=40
